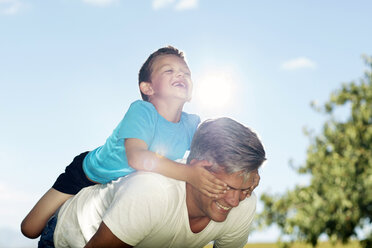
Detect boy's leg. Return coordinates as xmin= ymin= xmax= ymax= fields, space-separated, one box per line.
xmin=38 ymin=214 xmax=58 ymax=248
xmin=21 ymin=188 xmax=72 ymax=239
xmin=21 ymin=151 xmax=94 ymax=239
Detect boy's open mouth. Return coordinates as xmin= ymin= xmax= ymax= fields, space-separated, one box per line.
xmin=172 ymin=81 xmax=187 ymax=88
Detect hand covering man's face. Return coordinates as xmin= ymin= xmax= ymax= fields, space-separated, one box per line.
xmin=191 ymin=168 xmax=257 ymax=222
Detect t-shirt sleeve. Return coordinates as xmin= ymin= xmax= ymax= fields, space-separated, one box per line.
xmin=102 ymin=174 xmax=167 ymax=246
xmin=182 ymin=113 xmax=200 ymax=147
xmin=213 ymin=194 xmax=257 ymax=248
xmin=115 ymin=100 xmax=157 ymax=146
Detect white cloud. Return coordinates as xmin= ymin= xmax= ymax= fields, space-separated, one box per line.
xmin=175 ymin=0 xmax=198 ymax=10
xmin=281 ymin=57 xmax=317 ymax=70
xmin=152 ymin=0 xmax=198 ymax=10
xmin=153 ymin=0 xmax=175 ymax=10
xmin=0 ymin=0 xmax=26 ymax=15
xmin=82 ymin=0 xmax=118 ymax=7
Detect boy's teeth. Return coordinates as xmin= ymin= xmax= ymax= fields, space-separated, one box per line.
xmin=173 ymin=82 xmax=185 ymax=87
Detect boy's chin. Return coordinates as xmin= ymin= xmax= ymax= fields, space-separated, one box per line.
xmin=181 ymin=93 xmax=192 ymax=102
xmin=173 ymin=95 xmax=192 ymax=103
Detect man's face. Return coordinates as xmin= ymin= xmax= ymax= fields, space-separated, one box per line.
xmin=191 ymin=167 xmax=258 ymax=223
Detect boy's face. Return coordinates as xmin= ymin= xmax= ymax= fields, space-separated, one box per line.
xmin=145 ymin=54 xmax=193 ymax=103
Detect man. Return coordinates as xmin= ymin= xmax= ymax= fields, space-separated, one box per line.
xmin=53 ymin=117 xmax=266 ymax=248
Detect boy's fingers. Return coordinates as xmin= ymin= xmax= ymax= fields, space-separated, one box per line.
xmin=210 ymin=177 xmax=227 ymax=187
xmin=202 ymin=184 xmax=224 ymax=195
xmin=201 ymin=173 xmax=227 ymax=189
xmin=242 ymin=189 xmax=251 ymax=198
xmin=200 ymin=181 xmax=227 ymax=195
xmin=206 ymin=181 xmax=227 ymax=192
xmin=199 ymin=183 xmax=226 ymax=198
xmin=214 ymin=193 xmax=225 ymax=199
xmin=201 ymin=189 xmax=217 ymax=198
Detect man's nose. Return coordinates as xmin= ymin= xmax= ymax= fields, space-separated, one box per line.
xmin=224 ymin=190 xmax=240 ymax=207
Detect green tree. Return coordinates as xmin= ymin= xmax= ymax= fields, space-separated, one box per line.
xmin=259 ymin=55 xmax=372 ymax=248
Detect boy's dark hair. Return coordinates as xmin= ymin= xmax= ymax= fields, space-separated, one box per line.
xmin=138 ymin=46 xmax=186 ymax=101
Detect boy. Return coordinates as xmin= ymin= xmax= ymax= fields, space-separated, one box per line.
xmin=21 ymin=46 xmax=228 ymax=239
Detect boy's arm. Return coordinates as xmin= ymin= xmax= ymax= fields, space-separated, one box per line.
xmin=125 ymin=138 xmax=227 ymax=197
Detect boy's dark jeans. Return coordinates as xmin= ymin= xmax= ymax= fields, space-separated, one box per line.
xmin=38 ymin=215 xmax=57 ymax=248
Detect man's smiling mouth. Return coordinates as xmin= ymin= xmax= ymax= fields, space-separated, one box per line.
xmin=215 ymin=201 xmax=231 ymax=211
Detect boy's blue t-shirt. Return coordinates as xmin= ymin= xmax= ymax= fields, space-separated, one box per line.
xmin=83 ymin=100 xmax=200 ymax=184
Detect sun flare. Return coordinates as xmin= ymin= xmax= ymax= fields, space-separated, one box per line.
xmin=194 ymin=70 xmax=235 ymax=110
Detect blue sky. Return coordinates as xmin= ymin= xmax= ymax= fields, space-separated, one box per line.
xmin=1 ymin=0 xmax=372 ymax=247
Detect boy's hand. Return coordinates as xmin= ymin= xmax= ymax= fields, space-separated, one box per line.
xmin=242 ymin=169 xmax=260 ymax=198
xmin=187 ymin=160 xmax=227 ymax=198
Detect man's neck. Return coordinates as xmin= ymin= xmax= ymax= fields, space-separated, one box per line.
xmin=189 ymin=216 xmax=211 ymax=233
xmin=185 ymin=184 xmax=211 ymax=233
xmin=150 ymin=98 xmax=185 ymax=123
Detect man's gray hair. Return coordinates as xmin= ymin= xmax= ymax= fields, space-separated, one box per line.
xmin=187 ymin=117 xmax=266 ymax=175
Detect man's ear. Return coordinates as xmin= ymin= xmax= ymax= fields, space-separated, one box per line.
xmin=139 ymin=81 xmax=154 ymax=97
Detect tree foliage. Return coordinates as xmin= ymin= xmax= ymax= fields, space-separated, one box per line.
xmin=258 ymin=55 xmax=372 ymax=248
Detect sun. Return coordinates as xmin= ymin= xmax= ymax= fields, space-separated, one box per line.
xmin=194 ymin=70 xmax=235 ymax=110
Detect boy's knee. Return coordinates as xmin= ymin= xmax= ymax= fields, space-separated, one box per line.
xmin=21 ymin=219 xmax=41 ymax=239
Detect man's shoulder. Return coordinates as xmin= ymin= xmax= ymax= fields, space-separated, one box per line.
xmin=111 ymin=172 xmax=185 ymax=214
xmin=117 ymin=172 xmax=183 ymax=192
xmin=126 ymin=171 xmax=177 ymax=181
